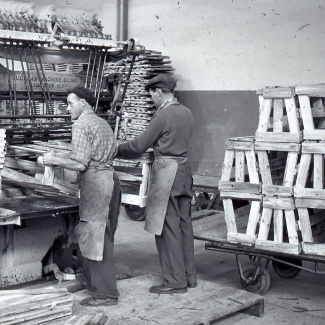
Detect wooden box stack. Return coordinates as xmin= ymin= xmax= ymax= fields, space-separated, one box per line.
xmin=220 ymin=84 xmax=325 ymax=257
xmin=104 ymin=49 xmax=174 ymax=140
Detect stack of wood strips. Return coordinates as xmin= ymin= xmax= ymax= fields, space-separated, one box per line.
xmin=220 ymin=84 xmax=325 ymax=256
xmin=0 ymin=135 xmax=79 ymax=199
xmin=0 ymin=129 xmax=7 ymax=192
xmin=0 ymin=286 xmax=73 ymax=325
xmin=64 ymin=313 xmax=108 ymax=325
xmin=104 ymin=50 xmax=174 ymax=140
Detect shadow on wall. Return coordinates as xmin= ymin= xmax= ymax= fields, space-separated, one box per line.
xmin=176 ymin=90 xmax=259 ymax=177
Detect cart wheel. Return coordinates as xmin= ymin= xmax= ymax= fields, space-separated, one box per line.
xmin=124 ymin=204 xmax=146 ymax=221
xmin=238 ymin=263 xmax=271 ymax=295
xmin=272 ymin=258 xmax=302 ymax=278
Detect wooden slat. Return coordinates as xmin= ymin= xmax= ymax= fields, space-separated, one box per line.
xmin=302 ymin=141 xmax=325 ymax=154
xmin=284 ymin=97 xmax=300 ymax=133
xmin=222 ymin=198 xmax=237 ymax=233
xmin=295 ymin=154 xmax=311 ymax=188
xmin=296 ymin=84 xmax=325 ymax=96
xmin=294 ymin=188 xmax=325 ymax=200
xmin=245 ymin=150 xmax=259 ymax=184
xmin=273 ymin=209 xmax=283 ymax=242
xmin=303 ymin=243 xmax=325 ymax=256
xmin=262 ymin=185 xmax=293 ymax=197
xmin=257 ymin=98 xmax=272 ymax=132
xmin=298 ymin=94 xmax=315 ymax=130
xmin=303 ymin=129 xmax=325 ymax=141
xmin=284 ymin=209 xmax=299 ymax=244
xmin=255 ymin=141 xmax=300 ymax=152
xmin=295 ymin=198 xmax=325 ymax=209
xmin=255 ymin=239 xmax=300 ymax=255
xmin=263 ymin=197 xmax=294 ymax=210
xmin=273 ymin=98 xmax=284 ymax=132
xmin=313 ymin=153 xmax=324 ymax=189
xmin=297 ymin=208 xmax=313 ymax=243
xmin=263 ymin=87 xmax=294 ymax=98
xmin=235 ymin=150 xmax=245 ymax=182
xmin=257 ymin=151 xmax=272 ymax=185
xmin=245 ymin=200 xmax=261 ymax=237
xmin=283 ymin=151 xmax=299 ymax=187
xmin=255 ymin=132 xmax=301 ymax=143
xmin=257 ymin=207 xmax=273 ymax=240
xmin=219 ymin=181 xmax=261 ymax=194
xmin=220 ymin=149 xmax=234 ymax=181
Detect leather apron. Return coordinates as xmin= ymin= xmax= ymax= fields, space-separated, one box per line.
xmin=145 ymin=155 xmax=187 ymax=235
xmin=75 ymin=162 xmax=114 ymax=261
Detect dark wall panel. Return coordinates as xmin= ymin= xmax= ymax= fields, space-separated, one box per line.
xmin=176 ymin=90 xmax=259 ymax=177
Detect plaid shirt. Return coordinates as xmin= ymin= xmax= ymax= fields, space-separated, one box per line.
xmin=70 ymin=109 xmax=117 ymax=166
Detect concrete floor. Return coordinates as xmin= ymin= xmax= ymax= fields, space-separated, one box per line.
xmin=114 ymin=207 xmax=325 ymax=325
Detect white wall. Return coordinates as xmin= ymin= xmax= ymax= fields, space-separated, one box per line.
xmin=127 ymin=0 xmax=325 ymax=91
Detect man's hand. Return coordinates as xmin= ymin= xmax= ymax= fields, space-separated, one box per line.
xmin=37 ymin=151 xmax=55 ymax=166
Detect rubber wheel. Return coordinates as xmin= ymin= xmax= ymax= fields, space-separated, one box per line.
xmin=272 ymin=258 xmax=302 ymax=278
xmin=238 ymin=263 xmax=271 ymax=295
xmin=124 ymin=204 xmax=146 ymax=221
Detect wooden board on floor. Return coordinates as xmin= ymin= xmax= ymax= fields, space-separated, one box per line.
xmin=69 ymin=274 xmax=264 ymax=325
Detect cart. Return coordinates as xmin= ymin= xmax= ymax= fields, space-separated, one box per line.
xmin=192 ymin=209 xmax=325 ymax=295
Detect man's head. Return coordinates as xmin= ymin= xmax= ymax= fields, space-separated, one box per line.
xmin=145 ymin=75 xmax=176 ymax=107
xmin=67 ymin=87 xmax=96 ymax=120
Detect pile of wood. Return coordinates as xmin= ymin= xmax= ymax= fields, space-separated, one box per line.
xmin=0 ymin=137 xmax=79 ymax=199
xmin=0 ymin=286 xmax=73 ymax=325
xmin=104 ymin=49 xmax=174 ymax=140
xmin=220 ymin=85 xmax=325 ymax=256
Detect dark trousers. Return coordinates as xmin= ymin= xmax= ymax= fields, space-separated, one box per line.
xmin=83 ymin=175 xmax=121 ymax=299
xmin=155 ymin=164 xmax=197 ymax=289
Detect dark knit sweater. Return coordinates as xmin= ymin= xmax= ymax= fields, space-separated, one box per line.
xmin=118 ymin=101 xmax=193 ymax=157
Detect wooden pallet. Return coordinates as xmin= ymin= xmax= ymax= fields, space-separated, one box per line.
xmin=219 ymin=136 xmax=261 ymax=245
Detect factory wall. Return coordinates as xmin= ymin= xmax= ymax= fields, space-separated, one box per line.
xmin=122 ymin=0 xmax=325 ymax=176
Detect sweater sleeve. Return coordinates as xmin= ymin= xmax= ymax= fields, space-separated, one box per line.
xmin=118 ymin=113 xmax=164 ymax=156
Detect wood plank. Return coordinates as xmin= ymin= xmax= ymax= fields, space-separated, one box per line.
xmin=295 ymin=198 xmax=325 ymax=209
xmin=219 ymin=181 xmax=261 ymax=194
xmin=255 ymin=239 xmax=301 ymax=255
xmin=273 ymin=98 xmax=284 ymax=132
xmin=220 ymin=191 xmax=262 ymax=200
xmin=295 ymin=154 xmax=312 ymax=188
xmin=223 ymin=198 xmax=237 ymax=233
xmin=255 ymin=132 xmax=301 ymax=143
xmin=245 ymin=150 xmax=259 ymax=184
xmin=294 ymin=188 xmax=325 ymax=200
xmin=257 ymin=98 xmax=272 ymax=132
xmin=263 ymin=197 xmax=295 ymax=210
xmin=220 ymin=149 xmax=234 ymax=181
xmin=257 ymin=207 xmax=273 ymax=240
xmin=246 ymin=201 xmax=261 ymax=236
xmin=235 ymin=150 xmax=245 ymax=182
xmin=262 ymin=185 xmax=293 ymax=197
xmin=302 ymin=243 xmax=325 ymax=256
xmin=284 ymin=209 xmax=299 ymax=244
xmin=255 ymin=141 xmax=300 ymax=152
xmin=303 ymin=129 xmax=325 ymax=141
xmin=257 ymin=151 xmax=272 ymax=185
xmin=283 ymin=151 xmax=299 ymax=187
xmin=263 ymin=86 xmax=294 ymax=98
xmin=297 ymin=208 xmax=313 ymax=243
xmin=302 ymin=141 xmax=325 ymax=154
xmin=313 ymin=154 xmax=324 ymax=189
xmin=284 ymin=97 xmax=300 ymax=133
xmin=296 ymin=84 xmax=325 ymax=96
xmin=273 ymin=209 xmax=284 ymax=242
xmin=298 ymin=94 xmax=315 ymax=130
xmin=227 ymin=232 xmax=255 ymax=245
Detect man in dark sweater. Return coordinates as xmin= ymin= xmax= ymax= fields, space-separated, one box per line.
xmin=118 ymin=74 xmax=197 ymax=294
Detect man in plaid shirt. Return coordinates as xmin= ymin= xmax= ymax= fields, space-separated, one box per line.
xmin=40 ymin=87 xmax=120 ymax=307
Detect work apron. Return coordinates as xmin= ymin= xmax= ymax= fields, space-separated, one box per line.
xmin=145 ymin=155 xmax=187 ymax=235
xmin=75 ymin=163 xmax=114 ymax=261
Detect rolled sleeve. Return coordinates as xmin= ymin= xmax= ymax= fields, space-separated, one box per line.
xmin=70 ymin=124 xmax=91 ymax=166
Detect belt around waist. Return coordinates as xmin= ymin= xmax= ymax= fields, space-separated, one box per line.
xmin=154 ymin=155 xmax=188 ymax=164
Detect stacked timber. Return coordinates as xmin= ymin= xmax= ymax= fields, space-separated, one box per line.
xmin=0 ymin=134 xmax=79 ymax=198
xmin=104 ymin=50 xmax=174 ymax=140
xmin=0 ymin=286 xmax=73 ymax=325
xmin=0 ymin=129 xmax=6 ymax=191
xmin=220 ymin=85 xmax=325 ymax=256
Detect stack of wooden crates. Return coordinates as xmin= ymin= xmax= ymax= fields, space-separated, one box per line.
xmin=220 ymin=84 xmax=325 ymax=257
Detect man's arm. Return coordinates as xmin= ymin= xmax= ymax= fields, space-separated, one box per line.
xmin=39 ymin=152 xmax=86 ymax=171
